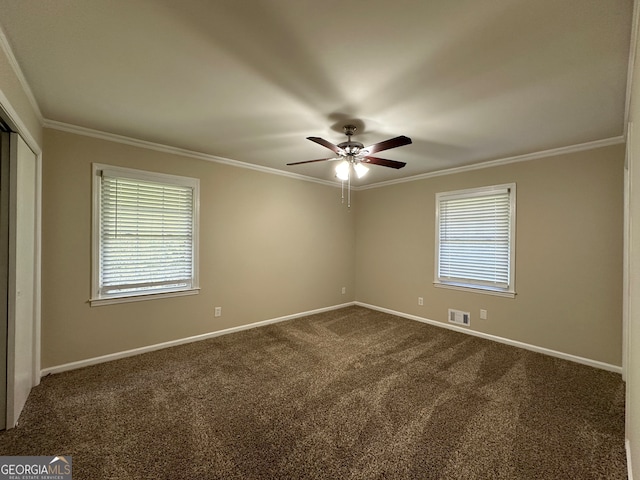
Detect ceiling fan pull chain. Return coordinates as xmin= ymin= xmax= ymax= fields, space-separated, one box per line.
xmin=341 ymin=179 xmax=345 ymax=204
xmin=348 ymin=171 xmax=351 ymax=208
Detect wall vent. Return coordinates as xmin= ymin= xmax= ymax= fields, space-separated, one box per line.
xmin=448 ymin=309 xmax=470 ymax=326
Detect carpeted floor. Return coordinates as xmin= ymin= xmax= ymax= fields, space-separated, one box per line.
xmin=0 ymin=306 xmax=627 ymax=479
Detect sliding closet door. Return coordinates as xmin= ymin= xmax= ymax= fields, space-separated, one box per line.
xmin=0 ymin=133 xmax=9 ymax=431
xmin=6 ymin=132 xmax=36 ymax=428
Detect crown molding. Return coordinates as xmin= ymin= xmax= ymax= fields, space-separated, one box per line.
xmin=43 ymin=119 xmax=340 ymax=188
xmin=45 ymin=119 xmax=624 ymax=192
xmin=0 ymin=23 xmax=44 ymax=125
xmin=356 ymin=136 xmax=625 ymax=191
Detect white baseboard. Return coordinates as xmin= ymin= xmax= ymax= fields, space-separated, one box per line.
xmin=356 ymin=302 xmax=623 ymax=374
xmin=629 ymin=440 xmax=635 ymax=480
xmin=41 ymin=301 xmax=621 ymax=377
xmin=41 ymin=302 xmax=356 ymax=377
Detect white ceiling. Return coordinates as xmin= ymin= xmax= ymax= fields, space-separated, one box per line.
xmin=0 ymin=0 xmax=634 ymax=186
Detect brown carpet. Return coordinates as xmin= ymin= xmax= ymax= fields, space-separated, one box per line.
xmin=0 ymin=306 xmax=627 ymax=479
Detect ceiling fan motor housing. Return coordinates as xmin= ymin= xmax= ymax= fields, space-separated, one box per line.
xmin=338 ymin=141 xmax=365 ymax=156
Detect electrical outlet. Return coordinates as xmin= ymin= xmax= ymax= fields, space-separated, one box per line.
xmin=341 ymin=286 xmax=346 ymax=295
xmin=480 ymin=309 xmax=487 ymax=320
xmin=418 ymin=297 xmax=424 ymax=306
xmin=214 ymin=307 xmax=222 ymax=317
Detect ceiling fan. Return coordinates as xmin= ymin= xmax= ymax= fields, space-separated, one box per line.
xmin=287 ymin=124 xmax=412 ymax=181
xmin=287 ymin=125 xmax=411 ymax=207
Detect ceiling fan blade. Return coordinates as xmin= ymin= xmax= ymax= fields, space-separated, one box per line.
xmin=307 ymin=137 xmax=344 ymax=154
xmin=286 ymin=157 xmax=340 ymax=166
xmin=363 ymin=135 xmax=412 ymax=155
xmin=362 ymin=156 xmax=407 ymax=169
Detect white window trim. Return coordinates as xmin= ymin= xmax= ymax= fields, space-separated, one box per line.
xmin=434 ymin=183 xmax=516 ymax=298
xmin=90 ymin=163 xmax=200 ymax=306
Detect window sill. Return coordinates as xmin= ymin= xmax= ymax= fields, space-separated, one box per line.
xmin=90 ymin=288 xmax=200 ymax=307
xmin=433 ymin=282 xmax=516 ymax=298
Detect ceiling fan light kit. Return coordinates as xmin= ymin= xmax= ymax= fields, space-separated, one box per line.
xmin=287 ymin=124 xmax=412 ymax=207
xmin=335 ymin=159 xmax=369 ymax=181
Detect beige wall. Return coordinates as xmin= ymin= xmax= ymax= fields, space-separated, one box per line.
xmin=41 ymin=128 xmax=355 ymax=368
xmin=41 ymin=129 xmax=625 ymax=377
xmin=355 ymin=144 xmax=624 ymax=366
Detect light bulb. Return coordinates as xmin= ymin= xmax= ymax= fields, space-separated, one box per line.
xmin=335 ymin=160 xmax=350 ymax=181
xmin=353 ymin=162 xmax=369 ymax=179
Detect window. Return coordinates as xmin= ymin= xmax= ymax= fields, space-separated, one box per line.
xmin=435 ymin=184 xmax=515 ymax=297
xmin=91 ymin=164 xmax=199 ymax=305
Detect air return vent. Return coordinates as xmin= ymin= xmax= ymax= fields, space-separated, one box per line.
xmin=448 ymin=309 xmax=470 ymax=326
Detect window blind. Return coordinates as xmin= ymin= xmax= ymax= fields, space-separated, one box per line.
xmin=437 ymin=187 xmax=512 ymax=290
xmin=99 ymin=173 xmax=195 ymax=297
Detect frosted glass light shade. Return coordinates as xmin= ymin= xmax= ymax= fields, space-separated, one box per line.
xmin=353 ymin=162 xmax=369 ymax=178
xmin=335 ymin=160 xmax=350 ymax=180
